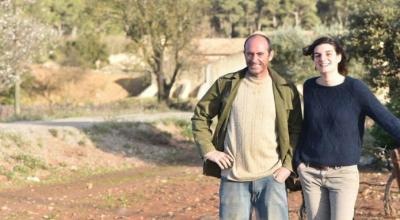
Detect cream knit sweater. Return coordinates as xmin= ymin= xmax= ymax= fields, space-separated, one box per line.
xmin=222 ymin=73 xmax=281 ymax=181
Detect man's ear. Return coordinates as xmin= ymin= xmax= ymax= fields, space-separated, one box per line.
xmin=268 ymin=50 xmax=274 ymax=61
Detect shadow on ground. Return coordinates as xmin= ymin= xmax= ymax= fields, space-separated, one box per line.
xmin=115 ymin=76 xmax=150 ymax=96
xmin=82 ymin=121 xmax=202 ymax=167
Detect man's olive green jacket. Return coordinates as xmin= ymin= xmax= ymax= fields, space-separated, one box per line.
xmin=191 ymin=68 xmax=302 ymax=178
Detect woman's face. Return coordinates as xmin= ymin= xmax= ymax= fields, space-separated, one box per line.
xmin=313 ymin=43 xmax=342 ymax=75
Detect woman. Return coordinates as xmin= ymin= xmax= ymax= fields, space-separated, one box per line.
xmin=294 ymin=36 xmax=400 ymax=220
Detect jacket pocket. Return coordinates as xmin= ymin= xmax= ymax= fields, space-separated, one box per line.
xmin=281 ymin=88 xmax=293 ymax=110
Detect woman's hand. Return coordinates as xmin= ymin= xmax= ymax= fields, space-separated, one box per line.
xmin=297 ymin=163 xmax=306 ymax=172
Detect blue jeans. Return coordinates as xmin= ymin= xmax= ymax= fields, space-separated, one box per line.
xmin=219 ymin=175 xmax=288 ymax=220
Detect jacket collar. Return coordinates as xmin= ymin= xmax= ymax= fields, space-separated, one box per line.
xmin=269 ymin=68 xmax=288 ymax=86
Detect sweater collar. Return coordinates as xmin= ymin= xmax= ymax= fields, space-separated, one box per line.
xmin=227 ymin=67 xmax=288 ymax=85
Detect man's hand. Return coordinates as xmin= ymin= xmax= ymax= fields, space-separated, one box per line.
xmin=272 ymin=167 xmax=291 ymax=183
xmin=204 ymin=150 xmax=234 ymax=169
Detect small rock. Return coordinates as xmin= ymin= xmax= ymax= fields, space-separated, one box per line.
xmin=27 ymin=176 xmax=40 ymax=182
xmin=86 ymin=182 xmax=93 ymax=189
xmin=117 ymin=207 xmax=128 ymax=215
xmin=0 ymin=175 xmax=8 ymax=182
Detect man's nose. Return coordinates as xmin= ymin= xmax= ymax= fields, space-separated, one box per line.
xmin=250 ymin=55 xmax=258 ymax=62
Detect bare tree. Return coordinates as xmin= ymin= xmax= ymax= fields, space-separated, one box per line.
xmin=96 ymin=0 xmax=206 ymax=102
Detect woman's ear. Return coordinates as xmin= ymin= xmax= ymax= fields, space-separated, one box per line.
xmin=337 ymin=53 xmax=342 ymax=63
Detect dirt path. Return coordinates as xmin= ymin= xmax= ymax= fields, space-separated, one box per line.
xmin=0 ymin=165 xmax=398 ymax=220
xmin=4 ymin=111 xmax=193 ymax=128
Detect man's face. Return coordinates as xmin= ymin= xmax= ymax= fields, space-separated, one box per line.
xmin=244 ymin=36 xmax=273 ymax=78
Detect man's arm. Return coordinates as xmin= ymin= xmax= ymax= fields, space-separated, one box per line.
xmin=191 ymin=80 xmax=222 ymax=158
xmin=284 ymin=84 xmax=303 ymax=172
xmin=192 ymin=79 xmax=235 ymax=170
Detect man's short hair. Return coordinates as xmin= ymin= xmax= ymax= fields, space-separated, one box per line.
xmin=243 ymin=31 xmax=272 ymax=53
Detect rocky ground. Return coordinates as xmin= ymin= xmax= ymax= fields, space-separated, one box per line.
xmin=0 ymin=166 xmax=398 ymax=220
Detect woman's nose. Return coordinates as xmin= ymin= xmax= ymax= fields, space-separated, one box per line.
xmin=319 ymin=54 xmax=327 ymax=61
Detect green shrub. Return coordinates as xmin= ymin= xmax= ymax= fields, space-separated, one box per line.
xmin=90 ymin=122 xmax=120 ymax=134
xmin=13 ymin=164 xmax=30 ymax=174
xmin=55 ymin=33 xmax=108 ymax=68
xmin=270 ymin=26 xmax=316 ymax=83
xmin=370 ymin=96 xmax=400 ymax=150
xmin=13 ymin=154 xmax=47 ymax=170
xmin=48 ymin=128 xmax=59 ymax=138
xmin=0 ymin=131 xmax=28 ymax=148
xmin=0 ymin=72 xmax=37 ymax=105
xmin=162 ymin=119 xmax=193 ymax=140
xmin=0 ymin=165 xmax=15 ymax=180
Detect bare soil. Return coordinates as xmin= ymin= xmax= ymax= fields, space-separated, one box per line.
xmin=26 ymin=65 xmax=147 ymax=106
xmin=0 ymin=165 xmax=398 ymax=220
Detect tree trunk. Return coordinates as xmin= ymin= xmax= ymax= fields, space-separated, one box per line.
xmin=231 ymin=23 xmax=237 ymax=38
xmin=155 ymin=55 xmax=168 ymax=102
xmin=164 ymin=62 xmax=182 ymax=102
xmin=12 ymin=2 xmax=20 ymax=116
xmin=255 ymin=13 xmax=261 ymax=30
xmin=294 ymin=11 xmax=300 ymax=27
xmin=272 ymin=16 xmax=277 ymax=28
xmin=152 ymin=45 xmax=169 ymax=103
xmin=337 ymin=11 xmax=343 ymax=27
xmin=14 ymin=76 xmax=21 ymax=116
xmin=156 ymin=73 xmax=165 ymax=102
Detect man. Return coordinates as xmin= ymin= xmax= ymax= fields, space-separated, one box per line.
xmin=191 ymin=32 xmax=302 ymax=220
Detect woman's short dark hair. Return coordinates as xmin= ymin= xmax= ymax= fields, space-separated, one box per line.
xmin=303 ymin=36 xmax=348 ymax=75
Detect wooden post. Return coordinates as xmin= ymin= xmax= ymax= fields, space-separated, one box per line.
xmin=391 ymin=148 xmax=400 ymax=188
